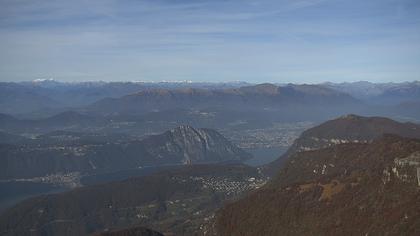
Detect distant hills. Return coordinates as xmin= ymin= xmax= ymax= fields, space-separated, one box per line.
xmin=81 ymin=83 xmax=364 ymax=134
xmin=0 ymin=80 xmax=249 ymax=117
xmin=0 ymin=81 xmax=419 ymax=139
xmin=87 ymin=83 xmax=360 ymax=116
xmin=0 ymin=82 xmax=60 ymax=115
xmin=1 ymin=80 xmax=418 ymax=115
xmin=0 ymin=83 xmax=366 ymax=137
xmin=324 ymin=81 xmax=420 ymax=105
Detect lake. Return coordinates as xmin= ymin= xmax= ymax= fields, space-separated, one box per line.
xmin=244 ymin=147 xmax=288 ymax=166
xmin=0 ymin=182 xmax=66 ymax=214
xmin=0 ymin=148 xmax=287 ymax=214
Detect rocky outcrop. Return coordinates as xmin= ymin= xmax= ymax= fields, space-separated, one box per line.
xmin=389 ymin=151 xmax=420 ymax=186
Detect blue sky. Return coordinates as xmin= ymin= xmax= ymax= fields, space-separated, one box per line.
xmin=0 ymin=0 xmax=420 ymax=83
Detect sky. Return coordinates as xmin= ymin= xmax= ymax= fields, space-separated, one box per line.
xmin=0 ymin=0 xmax=420 ymax=83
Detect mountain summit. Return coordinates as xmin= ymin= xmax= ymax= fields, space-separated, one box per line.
xmin=142 ymin=125 xmax=251 ymax=165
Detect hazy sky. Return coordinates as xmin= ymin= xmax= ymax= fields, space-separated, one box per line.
xmin=1 ymin=0 xmax=420 ymax=83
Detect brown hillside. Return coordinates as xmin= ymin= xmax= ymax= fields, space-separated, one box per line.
xmin=217 ymin=135 xmax=420 ymax=236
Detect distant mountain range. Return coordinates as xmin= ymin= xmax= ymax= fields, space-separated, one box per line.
xmin=1 ymin=81 xmax=419 ymax=138
xmin=0 ymin=80 xmax=250 ymax=117
xmin=0 ymin=81 xmax=419 ymax=142
xmin=87 ymin=83 xmax=360 ymax=117
xmin=323 ymin=81 xmax=420 ymax=105
xmin=1 ymin=80 xmax=418 ymax=116
xmin=0 ymin=83 xmax=365 ymax=137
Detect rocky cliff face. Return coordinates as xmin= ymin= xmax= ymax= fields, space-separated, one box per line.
xmin=216 ymin=135 xmax=420 ymax=236
xmin=143 ymin=125 xmax=250 ymax=164
xmin=0 ymin=126 xmax=251 ymax=180
xmin=264 ymin=114 xmax=420 ymax=176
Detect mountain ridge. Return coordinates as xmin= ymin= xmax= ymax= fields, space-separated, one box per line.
xmin=87 ymin=83 xmax=361 ymax=117
xmin=216 ymin=134 xmax=420 ymax=236
xmin=263 ymin=114 xmax=420 ymax=176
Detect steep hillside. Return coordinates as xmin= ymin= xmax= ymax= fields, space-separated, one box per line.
xmin=216 ymin=135 xmax=420 ymax=236
xmin=264 ymin=114 xmax=420 ymax=176
xmin=287 ymin=114 xmax=420 ymax=152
